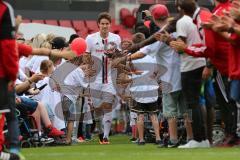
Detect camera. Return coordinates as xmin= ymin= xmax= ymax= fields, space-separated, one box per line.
xmin=141 ymin=11 xmax=146 ymax=20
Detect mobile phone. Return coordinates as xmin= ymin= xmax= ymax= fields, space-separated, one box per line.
xmin=35 ymin=83 xmax=47 ymax=91
xmin=142 ymin=11 xmax=146 ymax=19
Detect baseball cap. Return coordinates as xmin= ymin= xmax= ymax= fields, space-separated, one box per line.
xmin=50 ymin=37 xmax=68 ymax=49
xmin=151 ymin=4 xmax=169 ymax=20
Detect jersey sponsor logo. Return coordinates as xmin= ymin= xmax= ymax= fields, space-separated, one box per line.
xmin=95 ymin=49 xmax=105 ymax=53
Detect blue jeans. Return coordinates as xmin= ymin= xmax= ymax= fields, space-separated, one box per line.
xmin=230 ymin=80 xmax=240 ymax=103
xmin=6 ymin=90 xmax=20 ymax=150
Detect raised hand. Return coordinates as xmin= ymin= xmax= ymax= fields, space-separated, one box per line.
xmin=170 ymin=40 xmax=187 ymax=52
xmin=111 ymin=56 xmax=127 ymax=68
xmin=81 ymin=65 xmax=96 ymax=78
xmin=29 ymin=73 xmax=45 ymax=83
xmin=116 ymin=73 xmax=132 ymax=88
xmin=154 ymin=30 xmax=171 ymax=43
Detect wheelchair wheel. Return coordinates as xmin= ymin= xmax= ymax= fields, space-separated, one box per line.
xmin=212 ymin=125 xmax=225 ymax=146
xmin=21 ymin=140 xmax=32 ymax=148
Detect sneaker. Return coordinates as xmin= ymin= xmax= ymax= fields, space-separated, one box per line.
xmin=85 ymin=138 xmax=92 ymax=142
xmin=156 ymin=140 xmax=166 ymax=148
xmin=138 ymin=141 xmax=145 ymax=145
xmin=178 ymin=140 xmax=203 ymax=148
xmin=102 ymin=138 xmax=110 ymax=145
xmin=77 ymin=136 xmax=85 ymax=143
xmin=48 ymin=127 xmax=65 ymax=137
xmin=39 ymin=136 xmax=54 ymax=144
xmin=200 ymin=140 xmax=210 ymax=148
xmin=72 ymin=138 xmax=83 ymax=144
xmin=130 ymin=137 xmax=137 ymax=143
xmin=168 ymin=141 xmax=179 ymax=148
xmin=0 ymin=152 xmax=20 ymax=160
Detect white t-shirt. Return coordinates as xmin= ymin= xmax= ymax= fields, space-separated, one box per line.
xmin=34 ymin=77 xmax=65 ymax=130
xmin=176 ymin=15 xmax=206 ymax=72
xmin=85 ymin=32 xmax=121 ymax=85
xmin=25 ymin=55 xmax=49 ymax=73
xmin=140 ymin=41 xmax=182 ymax=93
xmin=18 ymin=68 xmax=28 ymax=82
xmin=64 ymin=67 xmax=88 ymax=103
xmin=129 ymin=55 xmax=159 ymax=103
xmin=19 ymin=56 xmax=30 ymax=73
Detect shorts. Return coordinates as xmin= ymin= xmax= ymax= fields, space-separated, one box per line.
xmin=131 ymin=100 xmax=159 ymax=114
xmin=89 ymin=83 xmax=115 ymax=105
xmin=162 ymin=90 xmax=187 ymax=118
xmin=62 ymin=96 xmax=77 ymax=121
xmin=181 ymin=67 xmax=204 ymax=108
xmin=16 ymin=97 xmax=38 ymax=115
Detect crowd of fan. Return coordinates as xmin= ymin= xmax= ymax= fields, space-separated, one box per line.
xmin=0 ymin=0 xmax=240 ymax=160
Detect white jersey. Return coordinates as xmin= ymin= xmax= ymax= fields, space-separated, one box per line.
xmin=140 ymin=40 xmax=182 ymax=93
xmin=19 ymin=56 xmax=30 ymax=73
xmin=176 ymin=15 xmax=206 ymax=72
xmin=85 ymin=32 xmax=121 ymax=85
xmin=129 ymin=55 xmax=159 ymax=103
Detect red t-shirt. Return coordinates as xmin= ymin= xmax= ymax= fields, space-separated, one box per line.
xmin=212 ymin=1 xmax=232 ymax=76
xmin=0 ymin=1 xmax=18 ymax=81
xmin=229 ymin=33 xmax=240 ymax=79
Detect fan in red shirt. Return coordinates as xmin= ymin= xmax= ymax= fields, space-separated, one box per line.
xmin=171 ymin=0 xmax=240 ymax=101
xmin=0 ymin=1 xmax=24 ymax=160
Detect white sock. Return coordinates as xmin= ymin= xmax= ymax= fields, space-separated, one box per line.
xmin=103 ymin=120 xmax=112 ymax=139
xmin=103 ymin=112 xmax=112 ymax=139
xmin=0 ymin=152 xmax=10 ymax=160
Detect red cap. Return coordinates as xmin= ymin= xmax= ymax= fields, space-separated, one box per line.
xmin=151 ymin=4 xmax=169 ymax=20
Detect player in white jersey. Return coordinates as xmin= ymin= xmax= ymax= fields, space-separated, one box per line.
xmin=85 ymin=12 xmax=121 ymax=144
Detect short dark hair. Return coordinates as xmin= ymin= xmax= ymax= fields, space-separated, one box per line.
xmin=216 ymin=0 xmax=228 ymax=3
xmin=68 ymin=34 xmax=79 ymax=44
xmin=135 ymin=24 xmax=150 ymax=39
xmin=179 ymin=0 xmax=196 ymax=15
xmin=97 ymin=12 xmax=111 ymax=24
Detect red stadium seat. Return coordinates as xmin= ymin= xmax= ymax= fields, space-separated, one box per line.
xmin=32 ymin=20 xmax=44 ymax=24
xmin=22 ymin=19 xmax=31 ymax=23
xmin=72 ymin=20 xmax=86 ymax=31
xmin=85 ymin=20 xmax=98 ymax=33
xmin=138 ymin=0 xmax=155 ymax=4
xmin=119 ymin=8 xmax=132 ymax=21
xmin=122 ymin=15 xmax=136 ymax=28
xmin=119 ymin=30 xmax=132 ymax=39
xmin=45 ymin=20 xmax=58 ymax=26
xmin=110 ymin=25 xmax=124 ymax=34
xmin=59 ymin=20 xmax=73 ymax=28
xmin=77 ymin=30 xmax=88 ymax=39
